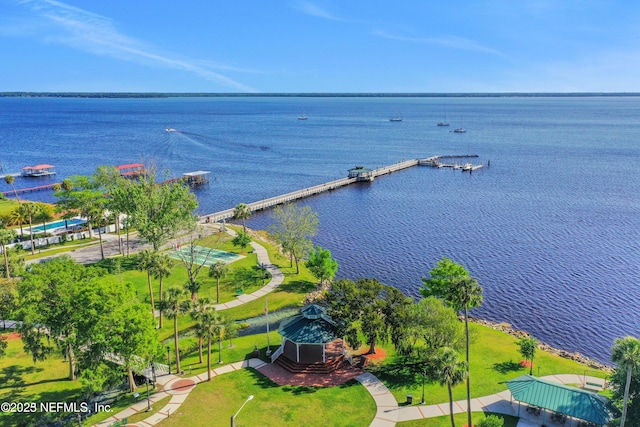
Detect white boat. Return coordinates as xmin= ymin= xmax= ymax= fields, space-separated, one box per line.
xmin=298 ymin=111 xmax=307 ymax=120
xmin=437 ymin=109 xmax=449 ymax=126
xmin=165 ymin=128 xmax=177 ymax=132
xmin=453 ymin=116 xmax=466 ymax=133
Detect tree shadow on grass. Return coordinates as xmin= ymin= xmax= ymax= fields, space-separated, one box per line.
xmin=276 ymin=279 xmax=315 ymax=294
xmin=368 ymin=361 xmax=422 ymax=391
xmin=492 ymin=361 xmax=524 ymax=374
xmin=0 ymin=365 xmax=41 ymax=390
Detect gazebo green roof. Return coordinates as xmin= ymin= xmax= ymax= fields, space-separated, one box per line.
xmin=506 ymin=375 xmax=618 ymax=425
xmin=278 ymin=304 xmax=339 ymax=344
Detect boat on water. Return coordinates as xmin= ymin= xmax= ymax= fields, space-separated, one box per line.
xmin=22 ymin=164 xmax=56 ymax=177
xmin=453 ymin=115 xmax=466 ymax=133
xmin=389 ymin=117 xmax=402 ymax=122
xmin=437 ymin=109 xmax=449 ymax=126
xmin=298 ymin=111 xmax=308 ymax=120
xmin=165 ymin=128 xmax=177 ymax=132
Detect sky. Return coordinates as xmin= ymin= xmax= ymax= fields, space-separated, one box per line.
xmin=1 ymin=0 xmax=640 ymax=93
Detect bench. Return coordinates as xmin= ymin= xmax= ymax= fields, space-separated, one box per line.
xmin=584 ymin=381 xmax=604 ymax=391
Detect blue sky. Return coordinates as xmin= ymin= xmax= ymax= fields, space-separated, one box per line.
xmin=1 ymin=0 xmax=639 ymax=93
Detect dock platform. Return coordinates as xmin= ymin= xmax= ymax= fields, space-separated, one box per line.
xmin=202 ymin=155 xmax=480 ymax=223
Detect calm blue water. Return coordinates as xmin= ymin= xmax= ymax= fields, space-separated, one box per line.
xmin=1 ymin=96 xmax=639 ymax=364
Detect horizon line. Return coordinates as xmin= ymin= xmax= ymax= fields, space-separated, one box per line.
xmin=2 ymin=91 xmax=640 ymax=98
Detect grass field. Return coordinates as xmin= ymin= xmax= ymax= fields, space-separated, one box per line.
xmin=157 ymin=368 xmax=376 ymax=427
xmin=0 ymin=226 xmax=615 ymax=427
xmin=369 ymin=322 xmax=608 ymax=406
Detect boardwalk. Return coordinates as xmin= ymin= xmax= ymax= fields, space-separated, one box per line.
xmin=203 ymin=156 xmax=478 ymax=222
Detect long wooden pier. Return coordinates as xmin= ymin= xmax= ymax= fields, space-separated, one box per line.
xmin=0 ymin=182 xmax=60 ymax=197
xmin=202 ymin=155 xmax=479 ymax=223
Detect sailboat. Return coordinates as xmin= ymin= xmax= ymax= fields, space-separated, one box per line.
xmin=437 ymin=109 xmax=449 ymax=127
xmin=298 ymin=110 xmax=308 ymax=120
xmin=453 ymin=116 xmax=466 ymax=133
xmin=389 ymin=108 xmax=402 ymax=122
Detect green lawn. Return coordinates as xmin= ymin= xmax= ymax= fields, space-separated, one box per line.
xmin=370 ymin=321 xmax=608 ymax=406
xmin=397 ymin=412 xmax=519 ymax=427
xmin=0 ymin=198 xmax=19 ymax=218
xmin=0 ymin=334 xmax=84 ymax=427
xmin=157 ymin=368 xmax=376 ymax=427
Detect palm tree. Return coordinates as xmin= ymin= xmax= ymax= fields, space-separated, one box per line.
xmin=435 ymin=347 xmax=468 ymax=427
xmin=0 ymin=227 xmax=16 ymax=279
xmin=162 ymin=287 xmax=191 ymax=374
xmin=208 ymin=260 xmax=228 ymax=303
xmin=199 ymin=309 xmax=224 ymax=381
xmin=455 ymin=276 xmax=483 ymax=427
xmin=612 ymin=336 xmax=640 ymax=427
xmin=21 ymin=202 xmax=39 ymax=255
xmin=34 ymin=203 xmax=53 ymax=237
xmin=517 ymin=336 xmax=538 ymax=375
xmin=151 ymin=253 xmax=174 ymax=328
xmin=191 ymin=298 xmax=213 ymax=364
xmin=4 ymin=175 xmax=20 ymax=203
xmin=233 ymin=203 xmax=251 ymax=233
xmin=137 ymin=249 xmax=158 ymax=319
xmin=8 ymin=207 xmax=26 ymax=237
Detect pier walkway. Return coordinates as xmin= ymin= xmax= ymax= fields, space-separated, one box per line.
xmin=202 ymin=155 xmax=478 ymax=223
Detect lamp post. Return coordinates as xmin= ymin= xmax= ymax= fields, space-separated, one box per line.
xmin=230 ymin=395 xmax=254 ymax=427
xmin=420 ymin=369 xmax=426 ymax=405
xmin=145 ymin=373 xmax=151 ymax=411
xmin=166 ymin=346 xmax=171 ymax=374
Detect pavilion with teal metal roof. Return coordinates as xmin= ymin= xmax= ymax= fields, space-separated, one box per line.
xmin=275 ymin=304 xmax=341 ymax=364
xmin=506 ymin=375 xmax=618 ymax=426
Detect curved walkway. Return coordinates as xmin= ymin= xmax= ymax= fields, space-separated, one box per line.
xmin=211 ymin=226 xmax=284 ymax=311
xmin=93 ymin=363 xmax=604 ymax=427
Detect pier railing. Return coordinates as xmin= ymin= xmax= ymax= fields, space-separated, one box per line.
xmin=203 ymin=155 xmax=479 ymax=223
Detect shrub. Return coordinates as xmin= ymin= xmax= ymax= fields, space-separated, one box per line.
xmin=478 ymin=415 xmax=504 ymax=427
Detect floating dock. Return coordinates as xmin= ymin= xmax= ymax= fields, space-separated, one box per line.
xmin=202 ymin=155 xmax=480 ymax=223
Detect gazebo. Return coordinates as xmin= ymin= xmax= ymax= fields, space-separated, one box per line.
xmin=506 ymin=375 xmax=619 ymax=426
xmin=348 ymin=166 xmax=374 ymax=182
xmin=273 ymin=304 xmax=342 ymax=365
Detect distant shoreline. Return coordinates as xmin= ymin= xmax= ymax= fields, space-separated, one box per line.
xmin=2 ymin=92 xmax=640 ymax=99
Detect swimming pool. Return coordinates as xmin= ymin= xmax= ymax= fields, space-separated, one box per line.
xmin=30 ymin=218 xmax=86 ymax=234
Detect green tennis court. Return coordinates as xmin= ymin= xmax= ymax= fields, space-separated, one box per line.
xmin=169 ymin=245 xmax=243 ymax=267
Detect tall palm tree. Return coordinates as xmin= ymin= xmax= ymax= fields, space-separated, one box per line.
xmin=34 ymin=203 xmax=53 ymax=237
xmin=4 ymin=175 xmax=20 ymax=203
xmin=612 ymin=336 xmax=640 ymax=427
xmin=8 ymin=207 xmax=26 ymax=237
xmin=162 ymin=287 xmax=191 ymax=374
xmin=0 ymin=227 xmax=16 ymax=279
xmin=21 ymin=203 xmax=38 ymax=255
xmin=208 ymin=260 xmax=228 ymax=303
xmin=151 ymin=253 xmax=174 ymax=328
xmin=190 ymin=298 xmax=213 ymax=364
xmin=435 ymin=347 xmax=468 ymax=427
xmin=233 ymin=203 xmax=251 ymax=233
xmin=455 ymin=276 xmax=483 ymax=427
xmin=137 ymin=249 xmax=158 ymax=319
xmin=199 ymin=309 xmax=224 ymax=381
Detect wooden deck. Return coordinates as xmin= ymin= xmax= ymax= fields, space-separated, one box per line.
xmin=202 ymin=155 xmax=479 ymax=223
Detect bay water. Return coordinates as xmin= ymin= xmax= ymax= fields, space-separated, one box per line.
xmin=1 ymin=95 xmax=638 ymax=364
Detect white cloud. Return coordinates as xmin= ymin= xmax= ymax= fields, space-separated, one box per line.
xmin=373 ymin=30 xmax=505 ymax=57
xmin=14 ymin=0 xmax=256 ymax=91
xmin=291 ymin=1 xmax=343 ymax=21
